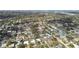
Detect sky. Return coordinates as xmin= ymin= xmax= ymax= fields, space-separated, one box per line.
xmin=0 ymin=0 xmax=79 ymax=10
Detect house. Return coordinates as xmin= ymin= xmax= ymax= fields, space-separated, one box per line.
xmin=74 ymin=29 xmax=79 ymax=34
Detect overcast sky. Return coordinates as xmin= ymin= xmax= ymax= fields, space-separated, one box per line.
xmin=0 ymin=0 xmax=79 ymax=10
